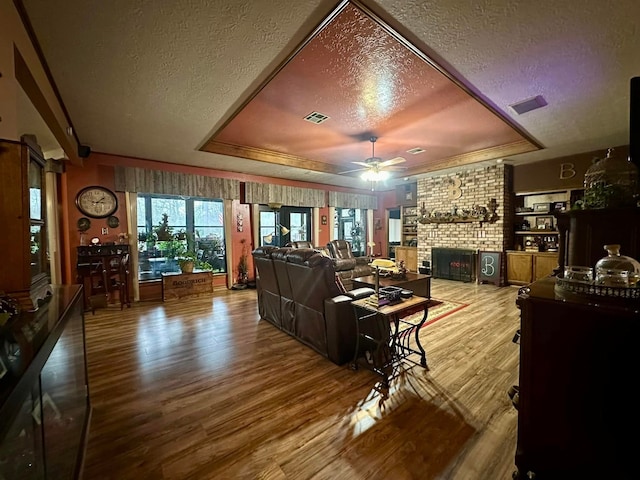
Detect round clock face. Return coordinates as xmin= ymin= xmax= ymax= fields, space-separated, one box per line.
xmin=76 ymin=186 xmax=118 ymax=218
xmin=77 ymin=217 xmax=91 ymax=232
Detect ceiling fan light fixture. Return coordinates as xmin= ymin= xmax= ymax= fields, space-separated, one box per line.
xmin=361 ymin=170 xmax=389 ymax=182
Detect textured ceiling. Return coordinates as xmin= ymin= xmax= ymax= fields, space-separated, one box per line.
xmin=19 ymin=0 xmax=640 ymax=190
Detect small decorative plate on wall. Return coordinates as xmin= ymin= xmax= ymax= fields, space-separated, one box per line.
xmin=77 ymin=217 xmax=91 ymax=232
xmin=107 ymin=215 xmax=120 ymax=228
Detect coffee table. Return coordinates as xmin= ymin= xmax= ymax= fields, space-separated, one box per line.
xmin=352 ymin=272 xmax=431 ymax=299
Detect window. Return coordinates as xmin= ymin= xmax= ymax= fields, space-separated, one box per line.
xmin=137 ymin=194 xmax=226 ymax=281
xmin=259 ymin=205 xmax=311 ymax=247
xmin=334 ymin=208 xmax=366 ymax=256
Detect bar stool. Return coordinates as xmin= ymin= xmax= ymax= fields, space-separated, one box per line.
xmin=107 ymin=253 xmax=131 ymax=309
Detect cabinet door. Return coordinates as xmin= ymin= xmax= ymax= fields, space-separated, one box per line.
xmin=395 ymin=247 xmax=417 ymax=272
xmin=507 ymin=253 xmax=533 ymax=285
xmin=533 ymin=254 xmax=558 ymax=280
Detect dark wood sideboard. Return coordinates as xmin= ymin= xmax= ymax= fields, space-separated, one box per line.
xmin=514 ymin=278 xmax=639 ymax=478
xmin=513 ymin=206 xmax=640 ymax=478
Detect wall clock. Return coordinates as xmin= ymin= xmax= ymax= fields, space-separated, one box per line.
xmin=75 ymin=186 xmax=118 ymax=218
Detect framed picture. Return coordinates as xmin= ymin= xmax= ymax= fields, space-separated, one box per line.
xmin=533 ymin=202 xmax=551 ymax=212
xmin=535 ymin=216 xmax=554 ymax=229
xmin=554 ymin=201 xmax=567 ymax=212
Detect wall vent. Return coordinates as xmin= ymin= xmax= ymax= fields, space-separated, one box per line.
xmin=407 ymin=147 xmax=426 ymax=155
xmin=303 ymin=111 xmax=330 ymax=124
xmin=509 ymin=95 xmax=547 ymax=115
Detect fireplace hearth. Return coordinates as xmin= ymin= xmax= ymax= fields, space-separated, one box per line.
xmin=432 ymin=248 xmax=477 ymax=282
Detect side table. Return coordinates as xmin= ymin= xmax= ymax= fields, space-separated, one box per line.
xmin=351 ymin=295 xmax=432 ymax=388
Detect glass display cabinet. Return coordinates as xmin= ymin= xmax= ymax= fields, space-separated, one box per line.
xmin=0 ymin=136 xmax=51 ymax=311
xmin=0 ymin=285 xmax=90 ymax=479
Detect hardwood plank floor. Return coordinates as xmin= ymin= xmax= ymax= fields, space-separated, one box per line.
xmin=82 ymin=279 xmax=522 ymax=480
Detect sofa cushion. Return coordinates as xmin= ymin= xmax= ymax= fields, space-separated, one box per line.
xmin=272 ymin=247 xmax=295 ymax=334
xmin=252 ymin=246 xmax=281 ymax=327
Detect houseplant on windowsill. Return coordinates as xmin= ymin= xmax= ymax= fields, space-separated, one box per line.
xmin=178 ymin=251 xmax=197 ymax=273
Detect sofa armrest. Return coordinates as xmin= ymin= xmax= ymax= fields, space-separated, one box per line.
xmin=332 ymin=257 xmax=356 ymax=271
xmin=324 ymin=295 xmax=359 ymax=365
xmin=346 ymin=287 xmax=375 ymax=300
xmin=355 ymin=256 xmax=370 ymax=266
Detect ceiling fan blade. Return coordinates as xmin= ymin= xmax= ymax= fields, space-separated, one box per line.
xmin=378 ymin=157 xmax=406 ymax=167
xmin=351 ymin=161 xmax=374 ymax=168
xmin=338 ymin=167 xmax=367 ymax=174
xmin=386 ymin=166 xmax=408 ymax=171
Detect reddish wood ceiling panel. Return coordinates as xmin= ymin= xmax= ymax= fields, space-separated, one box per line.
xmin=206 ymin=2 xmax=535 ymax=173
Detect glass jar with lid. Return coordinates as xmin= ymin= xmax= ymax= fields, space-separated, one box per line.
xmin=583 ymin=148 xmax=639 ymax=209
xmin=595 ymin=244 xmax=640 ymax=287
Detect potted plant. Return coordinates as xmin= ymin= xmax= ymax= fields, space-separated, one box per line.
xmin=231 ymin=239 xmax=249 ymax=289
xmin=178 ymin=251 xmax=197 ymax=273
xmin=238 ymin=238 xmax=249 ymax=284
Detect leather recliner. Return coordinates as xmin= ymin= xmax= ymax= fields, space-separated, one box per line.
xmin=252 ymin=246 xmax=374 ymax=365
xmin=285 ymin=241 xmax=314 ymax=248
xmin=326 ymin=239 xmax=373 ymax=290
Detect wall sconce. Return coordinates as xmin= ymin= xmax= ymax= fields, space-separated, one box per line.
xmin=321 ymin=215 xmax=327 ymax=225
xmin=236 ymin=213 xmax=243 ymax=232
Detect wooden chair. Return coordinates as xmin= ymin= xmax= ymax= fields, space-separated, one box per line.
xmin=107 ymin=253 xmax=131 ymax=309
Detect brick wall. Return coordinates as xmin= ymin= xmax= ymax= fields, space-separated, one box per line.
xmin=416 ymin=164 xmax=513 ymax=268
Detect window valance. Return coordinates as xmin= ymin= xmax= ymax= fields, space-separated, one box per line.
xmin=328 ymin=191 xmax=378 ymax=210
xmin=114 ymin=166 xmax=239 ymax=199
xmin=244 ymin=182 xmax=325 ymax=207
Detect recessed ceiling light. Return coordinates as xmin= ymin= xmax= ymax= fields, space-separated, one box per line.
xmin=509 ymin=95 xmax=547 ymax=115
xmin=303 ymin=111 xmax=330 ymax=124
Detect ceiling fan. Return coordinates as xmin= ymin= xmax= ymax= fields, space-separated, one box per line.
xmin=339 ymin=137 xmax=407 ymax=181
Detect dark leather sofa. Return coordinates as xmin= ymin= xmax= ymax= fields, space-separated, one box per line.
xmin=252 ymin=246 xmax=374 ymax=365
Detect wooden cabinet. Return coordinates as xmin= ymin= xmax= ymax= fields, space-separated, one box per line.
xmin=394 ymin=246 xmax=417 ymax=272
xmin=506 ymin=251 xmax=558 ymax=285
xmin=513 ymin=277 xmax=639 ymax=478
xmin=0 ymin=138 xmax=50 ymax=310
xmin=555 ymin=207 xmax=640 ymax=273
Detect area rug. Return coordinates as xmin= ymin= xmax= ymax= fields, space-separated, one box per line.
xmin=422 ymin=299 xmax=469 ymax=327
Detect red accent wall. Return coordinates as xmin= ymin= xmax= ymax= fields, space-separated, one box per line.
xmin=62 ymin=152 xmax=392 ymax=297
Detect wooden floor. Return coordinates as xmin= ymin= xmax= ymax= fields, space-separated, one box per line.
xmin=81 ymin=279 xmax=523 ymax=480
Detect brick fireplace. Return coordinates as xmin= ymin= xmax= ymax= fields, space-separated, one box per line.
xmin=417 ymin=164 xmax=513 ymax=275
